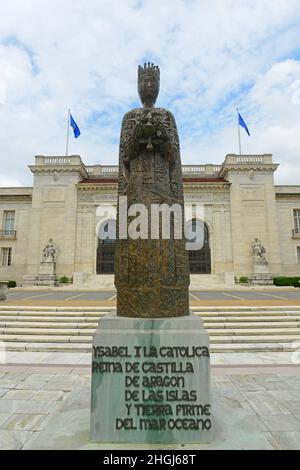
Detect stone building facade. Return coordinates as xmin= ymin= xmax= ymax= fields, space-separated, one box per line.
xmin=0 ymin=154 xmax=299 ymax=287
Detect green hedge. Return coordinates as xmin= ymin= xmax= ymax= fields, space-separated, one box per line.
xmin=239 ymin=276 xmax=249 ymax=284
xmin=273 ymin=277 xmax=300 ymax=287
xmin=7 ymin=280 xmax=16 ymax=288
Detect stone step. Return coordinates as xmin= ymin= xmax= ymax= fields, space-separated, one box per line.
xmin=1 ymin=319 xmax=300 ymax=329
xmin=196 ymin=311 xmax=300 ymax=317
xmin=2 ymin=311 xmax=300 ymax=320
xmin=209 ymin=335 xmax=300 ymax=343
xmin=1 ymin=333 xmax=300 ymax=345
xmin=2 ymin=312 xmax=300 ymax=320
xmin=0 ymin=311 xmax=108 ymax=317
xmin=0 ymin=334 xmax=93 ymax=343
xmin=2 ymin=317 xmax=300 ymax=329
xmin=2 ymin=306 xmax=300 ymax=313
xmin=205 ymin=321 xmax=300 ymax=328
xmin=0 ymin=328 xmax=94 ymax=336
xmin=2 ymin=340 xmax=300 ymax=353
xmin=1 ymin=325 xmax=300 ymax=337
xmin=27 ymin=343 xmax=92 ymax=352
xmin=193 ymin=306 xmax=300 ymax=312
xmin=1 ymin=305 xmax=299 ymax=310
xmin=208 ymin=328 xmax=300 ymax=335
xmin=0 ymin=316 xmax=102 ymax=323
xmin=0 ymin=321 xmax=99 ymax=329
xmin=0 ymin=306 xmax=112 ymax=311
xmin=202 ymin=316 xmax=300 ymax=323
xmin=3 ymin=342 xmax=93 ymax=352
xmin=210 ymin=342 xmax=299 ymax=353
xmin=1 ymin=306 xmax=300 ymax=353
xmin=2 ymin=322 xmax=300 ymax=335
xmin=0 ymin=304 xmax=292 ymax=310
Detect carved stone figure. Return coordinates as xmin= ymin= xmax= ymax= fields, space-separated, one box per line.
xmin=252 ymin=238 xmax=267 ymax=263
xmin=115 ymin=63 xmax=190 ymax=318
xmin=42 ymin=239 xmax=56 ymax=262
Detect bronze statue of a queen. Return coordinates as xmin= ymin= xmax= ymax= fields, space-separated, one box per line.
xmin=115 ymin=63 xmax=190 ymax=318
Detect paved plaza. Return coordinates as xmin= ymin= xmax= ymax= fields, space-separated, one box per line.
xmin=0 ymin=351 xmax=300 ymax=450
xmin=1 ymin=289 xmax=300 ymax=449
xmin=4 ymin=288 xmax=300 ymax=307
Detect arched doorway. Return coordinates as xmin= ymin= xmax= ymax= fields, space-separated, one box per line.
xmin=96 ymin=219 xmax=116 ymax=274
xmin=96 ymin=218 xmax=211 ymax=275
xmin=186 ymin=219 xmax=211 ymax=274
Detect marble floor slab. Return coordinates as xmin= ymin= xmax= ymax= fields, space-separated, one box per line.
xmin=1 ymin=341 xmax=300 ymax=450
xmin=0 ymin=365 xmax=299 ymax=449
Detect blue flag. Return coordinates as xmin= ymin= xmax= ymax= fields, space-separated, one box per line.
xmin=70 ymin=113 xmax=81 ymax=138
xmin=238 ymin=112 xmax=250 ymax=136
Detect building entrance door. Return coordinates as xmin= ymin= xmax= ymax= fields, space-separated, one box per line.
xmin=187 ymin=219 xmax=211 ymax=274
xmin=96 ymin=220 xmax=116 ymax=274
xmin=96 ymin=218 xmax=211 ymax=274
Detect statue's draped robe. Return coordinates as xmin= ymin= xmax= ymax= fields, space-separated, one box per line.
xmin=115 ymin=107 xmax=190 ymax=318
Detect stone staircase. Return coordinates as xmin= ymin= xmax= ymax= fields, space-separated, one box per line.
xmin=1 ymin=306 xmax=300 ymax=353
xmin=73 ymin=273 xmax=234 ymax=289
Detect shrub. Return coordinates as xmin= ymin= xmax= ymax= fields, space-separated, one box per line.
xmin=59 ymin=276 xmax=70 ymax=284
xmin=7 ymin=280 xmax=16 ymax=288
xmin=273 ymin=277 xmax=300 ymax=287
xmin=239 ymin=276 xmax=249 ymax=284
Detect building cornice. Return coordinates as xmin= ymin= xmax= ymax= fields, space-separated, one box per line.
xmin=29 ymin=155 xmax=88 ymax=179
xmin=0 ymin=187 xmax=33 ymax=196
xmin=77 ymin=183 xmax=117 ymax=191
xmin=275 ymin=194 xmax=300 ymax=200
xmin=29 ymin=165 xmax=88 ymax=179
xmin=219 ymin=154 xmax=279 ymax=178
xmin=275 ymin=185 xmax=300 ymax=196
xmin=0 ymin=195 xmax=32 ymax=202
xmin=183 ymin=182 xmax=230 ymax=191
xmin=219 ymin=164 xmax=279 ymax=177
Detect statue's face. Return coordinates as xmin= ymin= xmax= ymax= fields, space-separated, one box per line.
xmin=138 ymin=74 xmax=159 ymax=107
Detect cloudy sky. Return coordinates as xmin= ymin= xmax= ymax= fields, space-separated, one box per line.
xmin=1 ymin=0 xmax=300 ymax=186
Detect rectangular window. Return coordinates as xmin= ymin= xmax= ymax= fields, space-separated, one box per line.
xmin=3 ymin=211 xmax=15 ymax=234
xmin=294 ymin=209 xmax=300 ymax=234
xmin=1 ymin=248 xmax=12 ymax=267
xmin=298 ymin=247 xmax=300 ymax=265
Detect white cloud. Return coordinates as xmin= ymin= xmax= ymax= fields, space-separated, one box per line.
xmin=244 ymin=59 xmax=300 ymax=183
xmin=0 ymin=0 xmax=300 ymax=186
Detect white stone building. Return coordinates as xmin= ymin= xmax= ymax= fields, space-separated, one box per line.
xmin=0 ymin=153 xmax=299 ymax=287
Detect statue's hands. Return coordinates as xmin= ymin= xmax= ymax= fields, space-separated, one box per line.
xmin=155 ymin=121 xmax=168 ymax=140
xmin=132 ymin=121 xmax=143 ymax=139
xmin=128 ymin=113 xmax=170 ymax=152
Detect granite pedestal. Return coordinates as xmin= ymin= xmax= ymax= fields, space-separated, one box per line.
xmin=249 ymin=273 xmax=274 ymax=285
xmin=36 ymin=261 xmax=57 ymax=286
xmin=0 ymin=282 xmax=8 ymax=301
xmin=90 ymin=313 xmax=211 ymax=444
xmin=250 ymin=261 xmax=274 ymax=285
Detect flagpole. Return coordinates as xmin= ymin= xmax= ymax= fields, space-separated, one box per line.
xmin=66 ymin=108 xmax=70 ymax=156
xmin=236 ymin=108 xmax=242 ymax=155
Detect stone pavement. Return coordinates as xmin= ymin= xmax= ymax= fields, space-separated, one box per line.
xmin=1 ymin=351 xmax=300 ymax=450
xmin=3 ymin=287 xmax=300 ymax=307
